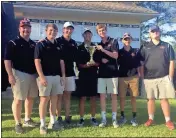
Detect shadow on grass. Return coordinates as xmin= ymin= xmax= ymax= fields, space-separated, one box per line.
xmin=2 ymin=126 xmax=37 ymax=134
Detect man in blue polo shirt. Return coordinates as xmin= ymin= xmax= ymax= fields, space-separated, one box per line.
xmin=4 ymin=18 xmax=38 ymax=134
xmin=139 ymin=25 xmax=175 ymax=130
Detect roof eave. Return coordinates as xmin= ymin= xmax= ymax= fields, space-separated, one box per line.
xmin=13 ymin=4 xmax=159 ymax=16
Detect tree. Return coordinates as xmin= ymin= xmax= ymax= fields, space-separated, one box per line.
xmin=135 ymin=2 xmax=176 ymax=41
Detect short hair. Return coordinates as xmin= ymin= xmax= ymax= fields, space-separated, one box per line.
xmin=45 ymin=23 xmax=58 ymax=31
xmin=96 ymin=24 xmax=107 ymax=32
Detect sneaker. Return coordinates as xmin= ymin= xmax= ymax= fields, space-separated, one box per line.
xmin=91 ymin=118 xmax=98 ymax=126
xmin=40 ymin=126 xmax=47 ymax=135
xmin=23 ymin=118 xmax=37 ymax=127
xmin=118 ymin=116 xmax=127 ymax=125
xmin=131 ymin=118 xmax=138 ymax=126
xmin=56 ymin=116 xmax=64 ymax=128
xmin=65 ymin=116 xmax=72 ymax=124
xmin=77 ymin=118 xmax=84 ymax=127
xmin=144 ymin=119 xmax=154 ymax=127
xmin=99 ymin=120 xmax=106 ymax=127
xmin=112 ymin=120 xmax=119 ymax=128
xmin=166 ymin=120 xmax=175 ymax=130
xmin=48 ymin=122 xmax=61 ymax=130
xmin=15 ymin=123 xmax=24 ymax=134
xmin=57 ymin=116 xmax=63 ymax=124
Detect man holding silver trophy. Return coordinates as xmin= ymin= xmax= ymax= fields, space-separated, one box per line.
xmin=93 ymin=24 xmax=119 ymax=128
xmin=76 ymin=28 xmax=99 ymax=127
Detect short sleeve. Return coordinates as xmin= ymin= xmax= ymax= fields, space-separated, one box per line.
xmin=168 ymin=44 xmax=175 ymax=61
xmin=137 ymin=45 xmax=145 ymax=62
xmin=111 ymin=38 xmax=119 ymax=52
xmin=34 ymin=42 xmax=43 ymax=59
xmin=4 ymin=41 xmax=15 ymax=60
xmin=73 ymin=41 xmax=78 ymax=62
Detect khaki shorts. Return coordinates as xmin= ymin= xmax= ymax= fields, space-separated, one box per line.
xmin=119 ymin=76 xmax=139 ymax=98
xmin=64 ymin=76 xmax=76 ymax=92
xmin=98 ymin=78 xmax=118 ymax=94
xmin=37 ymin=75 xmax=63 ymax=96
xmin=12 ymin=69 xmax=38 ymax=100
xmin=141 ymin=75 xmax=176 ymax=99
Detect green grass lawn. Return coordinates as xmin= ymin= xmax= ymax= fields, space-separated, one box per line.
xmin=2 ymin=96 xmax=176 ymax=137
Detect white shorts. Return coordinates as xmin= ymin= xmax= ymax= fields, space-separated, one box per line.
xmin=98 ymin=78 xmax=118 ymax=94
xmin=64 ymin=76 xmax=76 ymax=92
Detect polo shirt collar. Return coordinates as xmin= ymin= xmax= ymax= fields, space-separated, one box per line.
xmin=149 ymin=40 xmax=162 ymax=46
xmin=45 ymin=37 xmax=56 ymax=45
xmin=18 ymin=35 xmax=31 ymax=43
xmin=61 ymin=35 xmax=72 ymax=43
xmin=122 ymin=46 xmax=133 ymax=53
xmin=100 ymin=36 xmax=111 ymax=44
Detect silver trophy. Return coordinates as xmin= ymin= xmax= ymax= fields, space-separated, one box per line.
xmin=85 ymin=44 xmax=97 ymax=65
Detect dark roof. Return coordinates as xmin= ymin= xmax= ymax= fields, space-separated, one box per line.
xmin=14 ymin=2 xmax=158 ymax=14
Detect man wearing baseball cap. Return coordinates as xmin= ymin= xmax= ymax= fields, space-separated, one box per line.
xmin=4 ymin=18 xmax=38 ymax=134
xmin=139 ymin=25 xmax=175 ymax=130
xmin=56 ymin=22 xmax=78 ymax=124
xmin=76 ymin=28 xmax=99 ymax=127
xmin=118 ymin=33 xmax=142 ymax=127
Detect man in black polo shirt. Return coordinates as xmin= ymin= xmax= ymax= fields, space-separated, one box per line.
xmin=35 ymin=23 xmax=65 ymax=135
xmin=118 ymin=33 xmax=141 ymax=127
xmin=4 ymin=18 xmax=38 ymax=134
xmin=139 ymin=25 xmax=175 ymax=130
xmin=76 ymin=28 xmax=99 ymax=127
xmin=56 ymin=22 xmax=78 ymax=124
xmin=94 ymin=24 xmax=119 ymax=128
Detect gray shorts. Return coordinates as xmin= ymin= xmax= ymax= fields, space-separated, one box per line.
xmin=37 ymin=75 xmax=64 ymax=96
xmin=141 ymin=75 xmax=176 ymax=99
xmin=12 ymin=69 xmax=38 ymax=100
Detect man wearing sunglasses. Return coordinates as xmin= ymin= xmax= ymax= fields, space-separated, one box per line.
xmin=118 ymin=33 xmax=141 ymax=127
xmin=4 ymin=18 xmax=38 ymax=134
xmin=139 ymin=25 xmax=175 ymax=130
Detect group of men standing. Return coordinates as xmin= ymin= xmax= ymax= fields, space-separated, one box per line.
xmin=4 ymin=18 xmax=175 ymax=135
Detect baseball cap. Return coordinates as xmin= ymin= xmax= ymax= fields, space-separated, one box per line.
xmin=82 ymin=28 xmax=92 ymax=35
xmin=63 ymin=22 xmax=74 ymax=29
xmin=19 ymin=18 xmax=31 ymax=27
xmin=122 ymin=33 xmax=132 ymax=39
xmin=149 ymin=25 xmax=160 ymax=32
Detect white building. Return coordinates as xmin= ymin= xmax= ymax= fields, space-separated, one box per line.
xmin=13 ymin=1 xmax=158 ymax=48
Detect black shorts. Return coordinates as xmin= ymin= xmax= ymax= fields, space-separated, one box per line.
xmin=77 ymin=77 xmax=98 ymax=97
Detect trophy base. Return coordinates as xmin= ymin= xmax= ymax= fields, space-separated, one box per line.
xmin=87 ymin=61 xmax=95 ymax=65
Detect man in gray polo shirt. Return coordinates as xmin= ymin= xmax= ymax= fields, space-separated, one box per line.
xmin=139 ymin=25 xmax=175 ymax=130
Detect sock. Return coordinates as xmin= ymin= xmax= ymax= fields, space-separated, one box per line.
xmin=121 ymin=111 xmax=125 ymax=118
xmin=149 ymin=114 xmax=154 ymax=120
xmin=165 ymin=117 xmax=170 ymax=122
xmin=50 ymin=115 xmax=56 ymax=125
xmin=40 ymin=118 xmax=45 ymax=127
xmin=101 ymin=111 xmax=106 ymax=121
xmin=25 ymin=117 xmax=30 ymax=122
xmin=133 ymin=112 xmax=137 ymax=118
xmin=112 ymin=112 xmax=117 ymax=121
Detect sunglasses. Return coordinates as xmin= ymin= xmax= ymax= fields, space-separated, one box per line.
xmin=123 ymin=37 xmax=131 ymax=41
xmin=151 ymin=29 xmax=160 ymax=33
